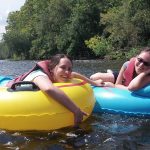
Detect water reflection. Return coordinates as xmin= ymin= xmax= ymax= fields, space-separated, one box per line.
xmin=0 ymin=60 xmax=150 ymax=150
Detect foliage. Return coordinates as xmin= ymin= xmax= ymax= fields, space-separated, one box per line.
xmin=100 ymin=0 xmax=150 ymax=51
xmin=55 ymin=0 xmax=101 ymax=58
xmin=107 ymin=47 xmax=140 ymax=60
xmin=2 ymin=0 xmax=150 ymax=60
xmin=85 ymin=36 xmax=113 ymax=58
xmin=3 ymin=0 xmax=100 ymax=59
xmin=0 ymin=41 xmax=9 ymax=59
xmin=125 ymin=47 xmax=139 ymax=59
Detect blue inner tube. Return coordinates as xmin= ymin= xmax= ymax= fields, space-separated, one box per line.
xmin=132 ymin=85 xmax=150 ymax=98
xmin=92 ymin=85 xmax=150 ymax=116
xmin=0 ymin=76 xmax=12 ymax=86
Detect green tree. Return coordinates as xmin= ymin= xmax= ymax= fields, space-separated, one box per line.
xmin=56 ymin=0 xmax=100 ymax=58
xmin=0 ymin=41 xmax=9 ymax=59
xmin=100 ymin=0 xmax=150 ymax=51
xmin=30 ymin=0 xmax=71 ymax=59
xmin=4 ymin=0 xmax=101 ymax=59
xmin=4 ymin=0 xmax=48 ymax=59
xmin=85 ymin=36 xmax=112 ymax=58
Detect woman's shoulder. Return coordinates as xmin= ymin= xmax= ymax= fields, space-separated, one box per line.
xmin=123 ymin=61 xmax=129 ymax=68
xmin=23 ymin=69 xmax=48 ymax=81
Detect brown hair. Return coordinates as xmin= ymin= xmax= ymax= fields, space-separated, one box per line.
xmin=49 ymin=54 xmax=73 ymax=70
xmin=140 ymin=47 xmax=150 ymax=54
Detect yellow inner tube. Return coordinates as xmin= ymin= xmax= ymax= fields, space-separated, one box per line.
xmin=0 ymin=78 xmax=95 ymax=131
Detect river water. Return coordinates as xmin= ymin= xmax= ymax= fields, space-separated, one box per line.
xmin=0 ymin=59 xmax=150 ymax=150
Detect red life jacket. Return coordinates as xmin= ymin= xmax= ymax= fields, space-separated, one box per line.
xmin=6 ymin=60 xmax=53 ymax=87
xmin=123 ymin=57 xmax=136 ymax=86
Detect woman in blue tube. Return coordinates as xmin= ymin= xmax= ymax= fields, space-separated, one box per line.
xmin=115 ymin=47 xmax=150 ymax=90
xmin=90 ymin=47 xmax=150 ymax=91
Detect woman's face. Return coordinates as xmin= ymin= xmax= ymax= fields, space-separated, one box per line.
xmin=135 ymin=52 xmax=150 ymax=74
xmin=52 ymin=58 xmax=72 ymax=82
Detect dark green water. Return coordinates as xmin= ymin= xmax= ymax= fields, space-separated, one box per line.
xmin=0 ymin=59 xmax=150 ymax=150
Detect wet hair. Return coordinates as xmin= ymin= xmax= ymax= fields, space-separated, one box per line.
xmin=140 ymin=47 xmax=150 ymax=54
xmin=49 ymin=54 xmax=73 ymax=70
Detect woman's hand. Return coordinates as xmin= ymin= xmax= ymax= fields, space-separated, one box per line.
xmin=103 ymin=82 xmax=115 ymax=87
xmin=73 ymin=108 xmax=89 ymax=127
xmin=92 ymin=79 xmax=105 ymax=86
xmin=93 ymin=80 xmax=115 ymax=87
xmin=72 ymin=72 xmax=104 ymax=86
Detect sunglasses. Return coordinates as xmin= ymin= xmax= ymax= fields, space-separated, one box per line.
xmin=137 ymin=57 xmax=150 ymax=66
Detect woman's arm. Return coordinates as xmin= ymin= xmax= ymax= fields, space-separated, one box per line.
xmin=128 ymin=69 xmax=150 ymax=91
xmin=115 ymin=64 xmax=128 ymax=89
xmin=33 ymin=75 xmax=88 ymax=126
xmin=72 ymin=72 xmax=105 ymax=86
